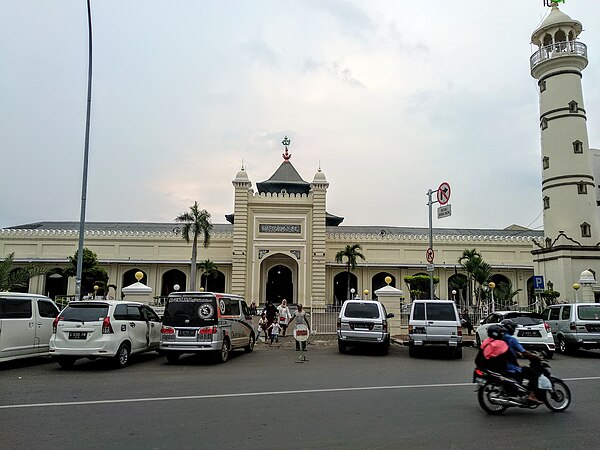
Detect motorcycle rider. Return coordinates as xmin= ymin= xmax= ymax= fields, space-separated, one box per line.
xmin=499 ymin=318 xmax=543 ymax=404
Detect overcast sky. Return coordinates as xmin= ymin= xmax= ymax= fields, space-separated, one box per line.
xmin=1 ymin=1 xmax=599 ymax=231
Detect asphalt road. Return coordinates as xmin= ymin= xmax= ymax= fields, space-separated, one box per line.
xmin=1 ymin=340 xmax=600 ymax=449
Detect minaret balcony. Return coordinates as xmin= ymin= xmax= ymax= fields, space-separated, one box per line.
xmin=530 ymin=40 xmax=587 ymax=70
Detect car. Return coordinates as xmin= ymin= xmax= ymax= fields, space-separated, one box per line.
xmin=475 ymin=311 xmax=555 ymax=358
xmin=336 ymin=299 xmax=394 ymax=355
xmin=160 ymin=291 xmax=255 ymax=363
xmin=49 ymin=300 xmax=161 ymax=368
xmin=543 ymin=303 xmax=600 ymax=354
xmin=0 ymin=293 xmax=60 ymax=363
xmin=408 ymin=300 xmax=463 ymax=358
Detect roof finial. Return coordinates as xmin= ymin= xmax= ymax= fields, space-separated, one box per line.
xmin=544 ymin=0 xmax=564 ymax=7
xmin=241 ymin=158 xmax=245 ymax=170
xmin=282 ymin=135 xmax=291 ymax=161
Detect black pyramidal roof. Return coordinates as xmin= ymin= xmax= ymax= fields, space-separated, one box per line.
xmin=256 ymin=161 xmax=310 ymax=194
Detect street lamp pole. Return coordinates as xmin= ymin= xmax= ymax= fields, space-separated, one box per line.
xmin=573 ymin=283 xmax=580 ymax=303
xmin=488 ymin=282 xmax=496 ymax=313
xmin=75 ymin=0 xmax=94 ymax=301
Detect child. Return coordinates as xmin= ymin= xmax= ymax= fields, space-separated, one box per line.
xmin=257 ymin=313 xmax=267 ymax=342
xmin=268 ymin=320 xmax=282 ymax=346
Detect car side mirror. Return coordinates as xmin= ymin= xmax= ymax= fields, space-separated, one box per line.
xmin=387 ymin=313 xmax=395 ymax=318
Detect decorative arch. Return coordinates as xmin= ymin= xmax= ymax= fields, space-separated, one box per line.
xmin=45 ymin=268 xmax=68 ymax=300
xmin=333 ymin=271 xmax=358 ymax=305
xmin=161 ymin=269 xmax=187 ymax=296
xmin=448 ymin=273 xmax=468 ymax=308
xmin=371 ymin=272 xmax=395 ymax=300
xmin=526 ymin=276 xmax=535 ymax=304
xmin=260 ymin=253 xmax=297 ymax=306
xmin=122 ymin=268 xmax=148 ymax=292
xmin=201 ymin=270 xmax=225 ymax=293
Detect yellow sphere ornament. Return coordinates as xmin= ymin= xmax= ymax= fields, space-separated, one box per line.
xmin=363 ymin=289 xmax=369 ymax=296
xmin=488 ymin=282 xmax=495 ymax=290
xmin=135 ymin=271 xmax=144 ymax=282
xmin=573 ymin=283 xmax=580 ymax=290
xmin=384 ymin=276 xmax=392 ymax=285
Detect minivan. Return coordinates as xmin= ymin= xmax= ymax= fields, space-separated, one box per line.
xmin=160 ymin=292 xmax=255 ymax=363
xmin=408 ymin=300 xmax=463 ymax=358
xmin=542 ymin=303 xmax=600 ymax=354
xmin=0 ymin=293 xmax=60 ymax=363
xmin=337 ymin=300 xmax=394 ymax=355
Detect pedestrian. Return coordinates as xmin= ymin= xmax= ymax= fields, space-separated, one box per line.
xmin=268 ymin=320 xmax=281 ymax=346
xmin=461 ymin=308 xmax=473 ymax=335
xmin=277 ymin=299 xmax=292 ymax=336
xmin=264 ymin=301 xmax=277 ymax=328
xmin=250 ymin=301 xmax=257 ymax=316
xmin=257 ymin=313 xmax=268 ymax=342
xmin=289 ymin=304 xmax=310 ymax=351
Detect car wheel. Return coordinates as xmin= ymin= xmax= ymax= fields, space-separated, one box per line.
xmin=338 ymin=340 xmax=347 ymax=354
xmin=557 ymin=337 xmax=576 ymax=355
xmin=215 ymin=338 xmax=230 ymax=363
xmin=244 ymin=334 xmax=255 ymax=353
xmin=166 ymin=352 xmax=181 ymax=363
xmin=113 ymin=343 xmax=130 ymax=369
xmin=380 ymin=340 xmax=390 ymax=356
xmin=453 ymin=347 xmax=463 ymax=359
xmin=57 ymin=357 xmax=76 ymax=369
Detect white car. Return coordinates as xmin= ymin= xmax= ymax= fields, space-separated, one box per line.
xmin=475 ymin=311 xmax=555 ymax=358
xmin=49 ymin=300 xmax=161 ymax=368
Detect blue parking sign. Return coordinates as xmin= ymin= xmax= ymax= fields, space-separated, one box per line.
xmin=533 ymin=276 xmax=544 ymax=291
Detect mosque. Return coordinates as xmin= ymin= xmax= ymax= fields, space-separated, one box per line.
xmin=1 ymin=2 xmax=598 ymax=308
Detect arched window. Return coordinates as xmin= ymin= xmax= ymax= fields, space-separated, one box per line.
xmin=122 ymin=269 xmax=148 ymax=292
xmin=45 ymin=268 xmax=68 ymax=300
xmin=201 ymin=270 xmax=225 ymax=293
xmin=371 ymin=272 xmax=395 ymax=300
xmin=333 ymin=272 xmax=358 ymax=305
xmin=448 ymin=273 xmax=468 ymax=308
xmin=161 ymin=269 xmax=187 ymax=296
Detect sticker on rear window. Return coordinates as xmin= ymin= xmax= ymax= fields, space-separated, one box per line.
xmin=198 ymin=304 xmax=214 ymax=319
xmin=219 ymin=299 xmax=226 ymax=315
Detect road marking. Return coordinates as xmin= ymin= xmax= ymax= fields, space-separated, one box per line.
xmin=1 ymin=377 xmax=599 ymax=410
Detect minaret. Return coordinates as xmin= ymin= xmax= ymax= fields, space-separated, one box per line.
xmin=310 ymin=167 xmax=329 ymax=309
xmin=531 ymin=3 xmax=598 ymax=245
xmin=530 ymin=2 xmax=600 ymax=300
xmin=231 ymin=165 xmax=252 ymax=298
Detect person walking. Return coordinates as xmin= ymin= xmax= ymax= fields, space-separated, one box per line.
xmin=257 ymin=313 xmax=268 ymax=343
xmin=461 ymin=308 xmax=473 ymax=335
xmin=264 ymin=301 xmax=277 ymax=328
xmin=267 ymin=320 xmax=281 ymax=346
xmin=277 ymin=299 xmax=292 ymax=336
xmin=289 ymin=304 xmax=310 ymax=351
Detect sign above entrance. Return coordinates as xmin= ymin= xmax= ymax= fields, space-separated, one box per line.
xmin=259 ymin=224 xmax=301 ymax=233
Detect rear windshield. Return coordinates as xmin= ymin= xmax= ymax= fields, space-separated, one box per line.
xmin=426 ymin=303 xmax=456 ymax=321
xmin=578 ymin=305 xmax=600 ymax=321
xmin=163 ymin=296 xmax=218 ymax=327
xmin=61 ymin=303 xmax=109 ymax=322
xmin=344 ymin=303 xmax=380 ymax=319
xmin=505 ymin=312 xmax=543 ymax=326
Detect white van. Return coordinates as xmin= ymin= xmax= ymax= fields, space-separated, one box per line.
xmin=408 ymin=299 xmax=463 ymax=358
xmin=0 ymin=292 xmax=60 ymax=363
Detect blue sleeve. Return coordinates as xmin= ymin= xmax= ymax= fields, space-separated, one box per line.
xmin=508 ymin=335 xmax=526 ymax=353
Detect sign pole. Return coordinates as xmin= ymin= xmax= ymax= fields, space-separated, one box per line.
xmin=428 ymin=189 xmax=434 ymax=298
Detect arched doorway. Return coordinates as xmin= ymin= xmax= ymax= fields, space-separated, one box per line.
xmin=122 ymin=269 xmax=148 ymax=291
xmin=448 ymin=273 xmax=468 ymax=308
xmin=201 ymin=270 xmax=225 ymax=292
xmin=260 ymin=253 xmax=297 ymax=306
xmin=372 ymin=272 xmax=395 ymax=300
xmin=161 ymin=269 xmax=187 ymax=296
xmin=333 ymin=272 xmax=358 ymax=305
xmin=45 ymin=268 xmax=68 ymax=300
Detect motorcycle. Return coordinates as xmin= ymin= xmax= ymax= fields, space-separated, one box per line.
xmin=473 ymin=360 xmax=571 ymax=414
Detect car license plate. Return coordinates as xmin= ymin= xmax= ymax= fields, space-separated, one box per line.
xmin=178 ymin=329 xmax=196 ymax=337
xmin=585 ymin=325 xmax=600 ymax=332
xmin=68 ymin=331 xmax=87 ymax=340
xmin=518 ymin=330 xmax=540 ymax=337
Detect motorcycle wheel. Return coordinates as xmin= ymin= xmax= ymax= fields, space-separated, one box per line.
xmin=543 ymin=379 xmax=571 ymax=412
xmin=477 ymin=382 xmax=508 ymax=415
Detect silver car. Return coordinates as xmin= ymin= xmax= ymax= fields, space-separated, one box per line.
xmin=476 ymin=311 xmax=555 ymax=358
xmin=543 ymin=303 xmax=600 ymax=354
xmin=337 ymin=300 xmax=393 ymax=355
xmin=160 ymin=292 xmax=255 ymax=363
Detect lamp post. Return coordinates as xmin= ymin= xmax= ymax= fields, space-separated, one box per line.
xmin=93 ymin=285 xmax=98 ymax=300
xmin=452 ymin=289 xmax=457 ymax=302
xmin=350 ymin=288 xmax=355 ymax=300
xmin=488 ymin=282 xmax=496 ymax=313
xmin=174 ymin=284 xmax=180 ymax=292
xmin=363 ymin=289 xmax=369 ymax=300
xmin=573 ymin=283 xmax=580 ymax=303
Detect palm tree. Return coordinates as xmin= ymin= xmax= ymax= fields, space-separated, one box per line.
xmin=0 ymin=253 xmax=47 ymax=292
xmin=198 ymin=260 xmax=218 ymax=290
xmin=458 ymin=249 xmax=482 ymax=306
xmin=335 ymin=244 xmax=365 ymax=301
xmin=472 ymin=260 xmax=492 ymax=310
xmin=175 ymin=202 xmax=213 ymax=291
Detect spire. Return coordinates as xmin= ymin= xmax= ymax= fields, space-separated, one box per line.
xmin=282 ymin=135 xmax=291 ymax=161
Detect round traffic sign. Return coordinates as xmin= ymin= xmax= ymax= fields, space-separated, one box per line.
xmin=426 ymin=247 xmax=435 ymax=264
xmin=437 ymin=182 xmax=451 ymax=205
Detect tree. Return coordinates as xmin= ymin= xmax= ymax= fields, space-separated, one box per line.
xmin=0 ymin=253 xmax=47 ymax=292
xmin=63 ymin=248 xmax=108 ymax=297
xmin=494 ymin=280 xmax=522 ymax=310
xmin=404 ymin=274 xmax=439 ymax=300
xmin=472 ymin=259 xmax=492 ymax=309
xmin=199 ymin=259 xmax=218 ymax=290
xmin=175 ymin=201 xmax=213 ymax=291
xmin=335 ymin=244 xmax=365 ymax=301
xmin=458 ymin=249 xmax=482 ymax=306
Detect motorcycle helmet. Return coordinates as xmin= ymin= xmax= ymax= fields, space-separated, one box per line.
xmin=500 ymin=319 xmax=518 ymax=335
xmin=487 ymin=324 xmax=506 ymax=340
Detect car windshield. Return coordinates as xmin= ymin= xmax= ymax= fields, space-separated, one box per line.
xmin=426 ymin=304 xmax=456 ymax=321
xmin=344 ymin=303 xmax=380 ymax=319
xmin=578 ymin=305 xmax=600 ymax=321
xmin=61 ymin=303 xmax=109 ymax=322
xmin=505 ymin=312 xmax=543 ymax=326
xmin=163 ymin=296 xmax=218 ymax=327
